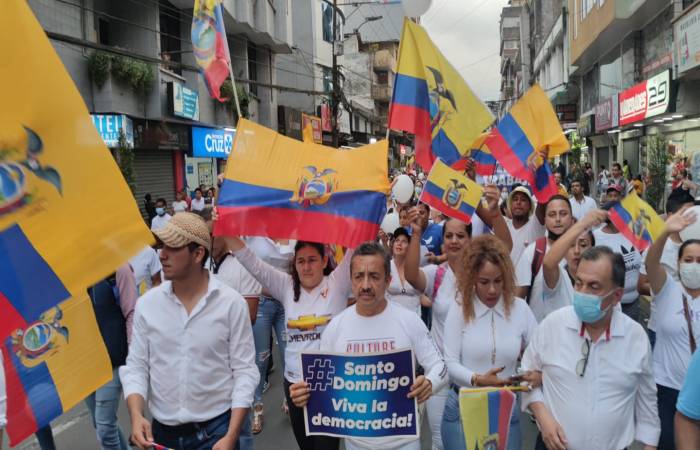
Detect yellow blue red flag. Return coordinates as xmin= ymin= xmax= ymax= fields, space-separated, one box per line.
xmin=609 ymin=192 xmax=665 ymax=252
xmin=388 ymin=19 xmax=493 ymax=171
xmin=3 ymin=295 xmax=112 ymax=445
xmin=459 ymin=387 xmax=517 ymax=450
xmin=451 ymin=132 xmax=497 ymax=175
xmin=485 ymin=84 xmax=569 ymax=202
xmin=192 ymin=0 xmax=232 ymax=101
xmin=419 ymin=158 xmax=483 ymax=224
xmin=0 ymin=3 xmax=151 ymax=442
xmin=214 ymin=119 xmax=390 ymax=247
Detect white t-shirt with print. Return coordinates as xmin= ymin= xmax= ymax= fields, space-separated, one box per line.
xmin=651 ymin=276 xmax=700 ymax=390
xmin=233 ymin=246 xmax=353 ymax=382
xmin=129 ymin=246 xmax=162 ymax=296
xmin=386 ymin=260 xmax=423 ymax=316
xmin=320 ymin=302 xmax=447 ymax=450
xmin=640 ymin=238 xmax=681 ymax=332
xmin=506 ymin=217 xmax=546 ymax=264
xmin=593 ymin=229 xmax=641 ymax=304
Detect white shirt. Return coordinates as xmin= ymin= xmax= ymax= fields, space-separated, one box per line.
xmin=569 ymin=195 xmax=597 ymax=221
xmin=150 ymin=213 xmax=172 ymax=231
xmin=320 ymin=302 xmax=447 ymax=450
xmin=130 ymin=246 xmax=162 ymax=296
xmin=542 ymin=266 xmax=574 ymax=315
xmin=423 ymin=264 xmax=458 ymax=355
xmin=640 ymin=238 xmax=681 ymax=332
xmin=233 ymin=246 xmax=353 ymax=382
xmin=444 ymin=296 xmax=536 ymax=386
xmin=386 ymin=260 xmax=423 ymax=316
xmin=212 ymin=254 xmax=261 ymax=297
xmin=506 ymin=217 xmax=546 ymax=263
xmin=191 ymin=197 xmax=206 ymax=211
xmin=515 ymin=240 xmax=567 ymax=322
xmin=0 ymin=350 xmax=6 ymax=428
xmin=521 ymin=306 xmax=660 ymax=450
xmin=651 ymin=276 xmax=700 ymax=390
xmin=120 ymin=276 xmax=259 ymax=425
xmin=172 ymin=200 xmax=188 ymax=213
xmin=593 ymin=229 xmax=641 ymax=304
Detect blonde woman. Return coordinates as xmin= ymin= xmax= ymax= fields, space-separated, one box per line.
xmin=441 ymin=235 xmax=537 ymax=450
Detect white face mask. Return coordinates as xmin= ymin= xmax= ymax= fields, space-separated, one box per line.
xmin=680 ymin=262 xmax=700 ymax=290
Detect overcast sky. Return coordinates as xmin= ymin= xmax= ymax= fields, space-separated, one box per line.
xmin=422 ymin=0 xmax=510 ymax=103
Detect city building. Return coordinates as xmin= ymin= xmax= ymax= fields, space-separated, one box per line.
xmin=498 ymin=0 xmax=530 ymax=116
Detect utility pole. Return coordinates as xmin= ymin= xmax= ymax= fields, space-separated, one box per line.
xmin=331 ymin=0 xmax=340 ymax=147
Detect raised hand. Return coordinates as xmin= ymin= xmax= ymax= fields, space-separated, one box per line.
xmin=665 ymin=206 xmax=697 ymax=234
xmin=580 ymin=209 xmax=608 ymax=230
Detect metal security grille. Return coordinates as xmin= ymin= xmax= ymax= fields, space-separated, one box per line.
xmin=132 ymin=150 xmax=175 ymax=220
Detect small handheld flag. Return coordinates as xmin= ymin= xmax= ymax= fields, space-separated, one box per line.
xmin=419 ymin=158 xmax=483 ymax=224
xmin=485 ymin=84 xmax=569 ymax=202
xmin=459 ymin=387 xmax=517 ymax=450
xmin=608 ymin=192 xmax=665 ymax=252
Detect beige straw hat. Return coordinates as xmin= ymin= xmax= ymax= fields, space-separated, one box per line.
xmin=153 ymin=212 xmax=211 ymax=249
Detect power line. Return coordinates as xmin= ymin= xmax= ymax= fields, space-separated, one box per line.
xmin=457 ymin=53 xmax=499 ymax=71
xmin=441 ymin=0 xmax=491 ymax=31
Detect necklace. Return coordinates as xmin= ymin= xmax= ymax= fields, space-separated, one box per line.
xmin=491 ymin=311 xmax=496 ymax=365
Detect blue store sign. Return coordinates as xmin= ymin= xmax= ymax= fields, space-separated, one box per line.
xmin=91 ymin=114 xmax=134 ymax=148
xmin=170 ymin=82 xmax=200 ymax=121
xmin=191 ymin=126 xmax=235 ymax=159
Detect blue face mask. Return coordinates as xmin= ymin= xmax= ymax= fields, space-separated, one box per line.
xmin=156 ymin=207 xmax=165 ymax=216
xmin=572 ymin=290 xmax=614 ymax=323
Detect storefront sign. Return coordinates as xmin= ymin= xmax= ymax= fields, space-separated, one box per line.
xmin=676 ymin=4 xmax=700 ymax=75
xmin=302 ymin=114 xmax=323 ymax=143
xmin=320 ymin=104 xmax=332 ymax=132
xmin=301 ymin=350 xmax=418 ymax=439
xmin=279 ymin=106 xmax=303 ymax=140
xmin=169 ymin=82 xmax=200 ymax=121
xmin=191 ymin=126 xmax=235 ymax=159
xmin=555 ymin=104 xmax=577 ymax=124
xmin=594 ymin=94 xmax=619 ymax=132
xmin=91 ymin=114 xmax=134 ymax=148
xmin=578 ymin=114 xmax=595 ymax=137
xmin=619 ymin=70 xmax=671 ymax=125
xmin=134 ymin=120 xmax=190 ymax=151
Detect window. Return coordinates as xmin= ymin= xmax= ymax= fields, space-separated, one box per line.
xmin=354 ymin=115 xmax=360 ymax=131
xmin=98 ymin=18 xmax=110 ymax=46
xmin=322 ymin=2 xmax=333 ymax=43
xmin=159 ymin=0 xmax=182 ymax=74
xmin=248 ymin=44 xmax=258 ymax=96
xmin=322 ymin=66 xmax=332 ymax=93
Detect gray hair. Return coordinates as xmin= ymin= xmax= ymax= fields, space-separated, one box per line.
xmin=351 ymin=241 xmax=391 ymax=280
xmin=580 ymin=246 xmax=625 ymax=288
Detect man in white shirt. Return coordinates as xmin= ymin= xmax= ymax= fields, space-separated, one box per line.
xmin=521 ymin=246 xmax=660 ymax=450
xmin=290 ymin=241 xmax=447 ymax=450
xmin=505 ymin=186 xmax=547 ymax=263
xmin=569 ymin=179 xmax=597 ymax=221
xmin=129 ymin=245 xmax=162 ymax=296
xmin=150 ymin=198 xmax=172 ymax=231
xmin=515 ymin=195 xmax=573 ymax=322
xmin=121 ymin=213 xmax=258 ymax=450
xmin=191 ymin=188 xmax=206 ymax=212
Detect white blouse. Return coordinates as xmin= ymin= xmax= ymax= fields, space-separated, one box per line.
xmin=385 ymin=260 xmax=423 ymax=316
xmin=443 ymin=296 xmax=537 ymax=386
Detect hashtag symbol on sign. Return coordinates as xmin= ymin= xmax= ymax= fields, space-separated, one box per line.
xmin=305 ymin=358 xmax=336 ymax=392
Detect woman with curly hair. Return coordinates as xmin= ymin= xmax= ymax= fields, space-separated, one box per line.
xmin=441 ymin=235 xmax=537 ymax=450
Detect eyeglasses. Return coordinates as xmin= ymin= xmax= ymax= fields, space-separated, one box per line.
xmin=575 ymin=338 xmax=591 ymax=377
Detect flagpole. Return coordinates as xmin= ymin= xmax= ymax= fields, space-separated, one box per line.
xmin=227 ymin=65 xmax=242 ymax=121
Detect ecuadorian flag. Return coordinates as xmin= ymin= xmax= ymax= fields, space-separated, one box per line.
xmin=459 ymin=388 xmax=517 ymax=450
xmin=192 ymin=0 xmax=232 ymax=102
xmin=451 ymin=132 xmax=497 ymax=175
xmin=485 ymin=84 xmax=569 ymax=202
xmin=214 ymin=119 xmax=390 ymax=248
xmin=388 ymin=19 xmax=493 ymax=171
xmin=419 ymin=158 xmax=482 ymax=224
xmin=609 ymin=192 xmax=665 ymax=252
xmin=1 ymin=3 xmax=151 ymax=444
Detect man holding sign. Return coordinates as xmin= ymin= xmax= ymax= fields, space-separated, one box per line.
xmin=290 ymin=242 xmax=447 ymax=450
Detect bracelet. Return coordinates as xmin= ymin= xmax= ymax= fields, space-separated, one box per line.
xmin=471 ymin=373 xmax=479 ymax=387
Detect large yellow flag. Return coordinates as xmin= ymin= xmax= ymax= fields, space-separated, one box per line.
xmin=0 ymin=3 xmax=151 ymax=444
xmin=388 ymin=19 xmax=494 ymax=171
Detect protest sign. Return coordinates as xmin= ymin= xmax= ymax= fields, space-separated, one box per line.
xmin=301 ymin=349 xmax=418 ymax=439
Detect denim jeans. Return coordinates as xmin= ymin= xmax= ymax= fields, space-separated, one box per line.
xmin=252 ymin=296 xmax=286 ymax=405
xmin=84 ymin=368 xmax=129 ymax=450
xmin=441 ymin=389 xmax=521 ymax=450
xmin=657 ymin=384 xmax=679 ymax=450
xmin=152 ymin=410 xmax=239 ymax=450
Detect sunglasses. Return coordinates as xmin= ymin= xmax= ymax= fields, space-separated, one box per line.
xmin=575 ymin=338 xmax=591 ymax=377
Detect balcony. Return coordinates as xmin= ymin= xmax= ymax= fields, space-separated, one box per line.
xmin=372 ymin=85 xmax=392 ymax=102
xmin=373 ymin=50 xmax=396 ymax=72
